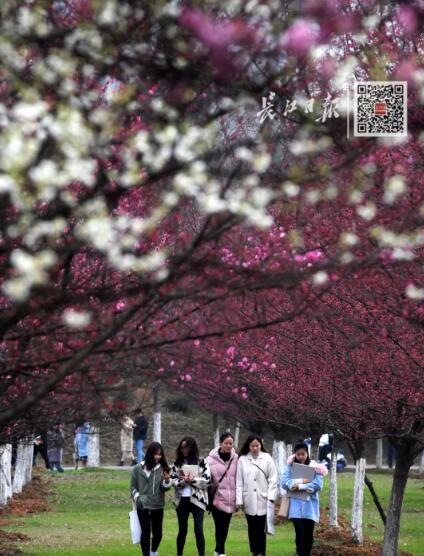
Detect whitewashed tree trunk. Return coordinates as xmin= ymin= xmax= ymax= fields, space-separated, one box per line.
xmin=0 ymin=444 xmax=13 ymax=506
xmin=87 ymin=427 xmax=100 ymax=467
xmin=272 ymin=439 xmax=288 ymax=500
xmin=419 ymin=450 xmax=424 ymax=473
xmin=329 ymin=448 xmax=338 ymax=527
xmin=351 ymin=457 xmax=366 ymax=544
xmin=13 ymin=442 xmax=29 ymax=494
xmin=213 ymin=413 xmax=220 ymax=447
xmin=24 ymin=442 xmax=34 ymax=484
xmin=152 ymin=382 xmax=162 ymax=443
xmin=234 ymin=422 xmax=240 ymax=450
xmin=286 ymin=443 xmax=292 ymax=460
xmin=272 ymin=440 xmax=287 ymax=479
xmin=376 ymin=438 xmax=383 ymax=469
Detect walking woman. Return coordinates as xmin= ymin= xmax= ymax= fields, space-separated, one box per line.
xmin=236 ymin=434 xmax=277 ymax=556
xmin=207 ymin=432 xmax=238 ymax=556
xmin=130 ymin=442 xmax=171 ymax=556
xmin=170 ymin=436 xmax=211 ymax=556
xmin=281 ymin=441 xmax=326 ymax=556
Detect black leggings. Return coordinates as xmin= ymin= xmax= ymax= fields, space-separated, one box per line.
xmin=245 ymin=513 xmax=266 ymax=554
xmin=211 ymin=506 xmax=232 ymax=554
xmin=137 ymin=508 xmax=163 ymax=556
xmin=292 ymin=518 xmax=315 ymax=556
xmin=176 ymin=497 xmax=205 ymax=556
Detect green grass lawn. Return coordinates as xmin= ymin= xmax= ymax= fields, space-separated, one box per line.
xmin=3 ymin=468 xmax=424 ymax=556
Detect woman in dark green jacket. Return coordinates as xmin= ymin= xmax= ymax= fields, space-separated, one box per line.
xmin=131 ymin=442 xmax=171 ymax=556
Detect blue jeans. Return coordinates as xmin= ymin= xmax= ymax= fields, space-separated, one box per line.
xmin=135 ymin=439 xmax=145 ymax=463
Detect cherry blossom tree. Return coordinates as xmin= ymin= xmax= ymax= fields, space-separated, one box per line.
xmin=0 ymin=4 xmax=423 ymax=550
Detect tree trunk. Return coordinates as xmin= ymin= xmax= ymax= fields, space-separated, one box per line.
xmin=87 ymin=427 xmax=100 ymax=467
xmin=376 ymin=438 xmax=383 ymax=469
xmin=381 ymin=450 xmax=414 ymax=556
xmin=351 ymin=456 xmax=366 ymax=544
xmin=0 ymin=444 xmax=13 ymax=507
xmin=420 ymin=450 xmax=424 ymax=473
xmin=213 ymin=413 xmax=219 ymax=447
xmin=24 ymin=442 xmax=34 ymax=484
xmin=272 ymin=439 xmax=287 ymax=489
xmin=310 ymin=432 xmax=321 ymax=460
xmin=286 ymin=443 xmax=293 ymax=461
xmin=13 ymin=442 xmax=27 ymax=494
xmin=234 ymin=421 xmax=240 ymax=450
xmin=152 ymin=381 xmax=162 ymax=443
xmin=329 ymin=444 xmax=338 ymax=527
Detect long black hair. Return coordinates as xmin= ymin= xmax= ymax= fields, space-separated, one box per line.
xmin=175 ymin=436 xmax=199 ymax=466
xmin=144 ymin=442 xmax=169 ymax=471
xmin=293 ymin=441 xmax=311 ymax=465
xmin=238 ymin=434 xmax=267 ymax=456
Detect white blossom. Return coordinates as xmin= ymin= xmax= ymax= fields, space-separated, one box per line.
xmin=357 ymin=202 xmax=376 ymax=221
xmin=62 ymin=309 xmax=92 ymax=329
xmin=405 ymin=284 xmax=424 ymax=300
xmin=341 ymin=232 xmax=359 ymax=246
xmin=3 ymin=249 xmax=58 ymax=300
xmin=392 ymin=248 xmax=414 ymax=261
xmin=313 ymin=271 xmax=328 ymax=285
xmin=13 ymin=101 xmax=49 ymax=122
xmin=252 ymin=151 xmax=271 ymax=172
xmin=283 ymin=181 xmax=300 ymax=198
xmin=97 ymin=1 xmax=118 ymax=25
xmin=384 ymin=175 xmax=407 ymax=204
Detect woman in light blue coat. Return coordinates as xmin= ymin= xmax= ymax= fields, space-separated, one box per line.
xmin=281 ymin=441 xmax=325 ymax=556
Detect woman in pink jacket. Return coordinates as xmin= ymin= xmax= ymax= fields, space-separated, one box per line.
xmin=207 ymin=432 xmax=238 ymax=556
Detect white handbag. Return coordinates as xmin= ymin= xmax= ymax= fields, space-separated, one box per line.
xmin=129 ymin=501 xmax=142 ymax=544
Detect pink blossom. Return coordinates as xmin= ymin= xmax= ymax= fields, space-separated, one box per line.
xmin=180 ymin=9 xmax=254 ymax=79
xmin=185 ymin=374 xmax=192 ymax=381
xmin=227 ymin=346 xmax=236 ymax=357
xmin=395 ymin=60 xmax=418 ymax=86
xmin=397 ymin=6 xmax=417 ymax=37
xmin=280 ymin=20 xmax=318 ymax=57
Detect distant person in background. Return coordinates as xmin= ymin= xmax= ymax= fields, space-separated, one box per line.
xmin=318 ymin=433 xmax=333 ymax=463
xmin=133 ymin=408 xmax=148 ymax=464
xmin=131 ymin=442 xmax=171 ymax=556
xmin=47 ymin=424 xmax=65 ymax=472
xmin=171 ymin=436 xmax=211 ymax=556
xmin=119 ymin=415 xmax=136 ymax=466
xmin=388 ymin=440 xmax=397 ymax=469
xmin=33 ymin=431 xmax=50 ymax=469
xmin=236 ymin=434 xmax=278 ymax=556
xmin=74 ymin=422 xmax=90 ymax=469
xmin=207 ymin=432 xmax=238 ymax=556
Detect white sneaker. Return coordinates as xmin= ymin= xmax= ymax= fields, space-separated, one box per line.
xmin=150 ymin=552 xmax=157 ymax=556
xmin=214 ymin=552 xmax=219 ymax=556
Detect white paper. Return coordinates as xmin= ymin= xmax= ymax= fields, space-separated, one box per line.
xmin=182 ymin=464 xmax=199 ymax=479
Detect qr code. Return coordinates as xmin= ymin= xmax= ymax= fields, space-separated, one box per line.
xmin=354 ymin=81 xmax=407 ymax=137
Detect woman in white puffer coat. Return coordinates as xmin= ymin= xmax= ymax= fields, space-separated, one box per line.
xmin=236 ymin=434 xmax=277 ymax=556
